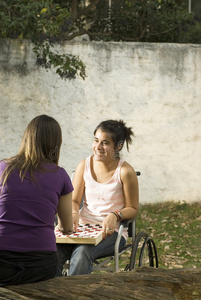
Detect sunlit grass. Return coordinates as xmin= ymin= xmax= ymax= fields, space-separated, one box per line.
xmin=134 ymin=201 xmax=201 ymax=269
xmin=93 ymin=201 xmax=201 ymax=273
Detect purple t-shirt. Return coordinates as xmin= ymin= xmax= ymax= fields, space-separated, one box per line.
xmin=0 ymin=161 xmax=73 ymax=252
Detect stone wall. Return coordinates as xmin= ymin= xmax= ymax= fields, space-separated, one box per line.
xmin=0 ymin=39 xmax=201 ymax=203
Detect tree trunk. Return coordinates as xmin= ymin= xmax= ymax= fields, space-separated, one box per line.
xmin=2 ymin=267 xmax=201 ymax=300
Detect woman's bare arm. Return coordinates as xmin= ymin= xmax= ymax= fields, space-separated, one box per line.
xmin=57 ymin=192 xmax=73 ymax=234
xmin=72 ymin=159 xmax=85 ymax=231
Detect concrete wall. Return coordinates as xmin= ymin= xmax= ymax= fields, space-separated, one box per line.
xmin=0 ymin=39 xmax=201 ymax=204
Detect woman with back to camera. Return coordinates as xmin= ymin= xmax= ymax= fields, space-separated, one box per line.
xmin=0 ymin=114 xmax=74 ymax=286
xmin=56 ymin=119 xmax=139 ymax=276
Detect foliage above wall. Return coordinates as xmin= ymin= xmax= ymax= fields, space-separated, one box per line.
xmin=0 ymin=0 xmax=91 ymax=80
xmin=0 ymin=0 xmax=200 ymax=80
xmin=88 ymin=0 xmax=201 ymax=43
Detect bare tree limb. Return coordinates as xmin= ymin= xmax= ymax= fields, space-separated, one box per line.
xmin=64 ymin=27 xmax=89 ymax=40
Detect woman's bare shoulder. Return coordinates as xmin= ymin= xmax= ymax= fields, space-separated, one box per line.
xmin=121 ymin=161 xmax=137 ymax=181
xmin=121 ymin=161 xmax=136 ymax=172
xmin=74 ymin=159 xmax=86 ymax=175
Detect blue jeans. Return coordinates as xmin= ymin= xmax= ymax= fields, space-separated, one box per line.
xmin=56 ymin=232 xmax=126 ymax=276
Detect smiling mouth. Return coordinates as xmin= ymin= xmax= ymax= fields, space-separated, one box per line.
xmin=95 ymin=151 xmax=105 ymax=155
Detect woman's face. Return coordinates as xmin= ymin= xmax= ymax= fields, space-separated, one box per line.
xmin=92 ymin=129 xmax=116 ymax=162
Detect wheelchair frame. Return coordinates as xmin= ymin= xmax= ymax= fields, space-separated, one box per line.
xmin=62 ymin=171 xmax=158 ymax=274
xmin=92 ymin=217 xmax=158 ymax=273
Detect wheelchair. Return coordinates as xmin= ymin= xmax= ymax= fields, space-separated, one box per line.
xmin=62 ymin=171 xmax=158 ymax=275
xmin=92 ymin=217 xmax=158 ymax=273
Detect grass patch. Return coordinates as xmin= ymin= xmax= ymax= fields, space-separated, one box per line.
xmin=134 ymin=201 xmax=201 ymax=269
xmin=93 ymin=201 xmax=201 ymax=273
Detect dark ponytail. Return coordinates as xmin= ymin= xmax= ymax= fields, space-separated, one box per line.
xmin=94 ymin=119 xmax=134 ymax=152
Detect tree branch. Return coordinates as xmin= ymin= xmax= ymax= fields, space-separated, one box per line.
xmin=64 ymin=27 xmax=88 ymax=40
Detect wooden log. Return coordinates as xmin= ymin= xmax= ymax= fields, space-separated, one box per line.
xmin=2 ymin=267 xmax=201 ymax=300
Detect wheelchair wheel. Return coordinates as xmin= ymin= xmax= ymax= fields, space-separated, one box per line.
xmin=129 ymin=231 xmax=158 ymax=271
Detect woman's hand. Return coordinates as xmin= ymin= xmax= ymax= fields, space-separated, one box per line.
xmin=55 ymin=224 xmax=74 ymax=235
xmin=102 ymin=213 xmax=118 ymax=238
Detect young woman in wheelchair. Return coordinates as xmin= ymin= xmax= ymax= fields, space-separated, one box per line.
xmin=56 ymin=119 xmax=139 ymax=276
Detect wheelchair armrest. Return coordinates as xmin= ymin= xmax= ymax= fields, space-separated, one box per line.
xmin=119 ymin=218 xmax=136 ymax=241
xmin=119 ymin=218 xmax=136 ymax=228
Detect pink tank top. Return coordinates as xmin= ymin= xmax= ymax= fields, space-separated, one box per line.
xmin=79 ymin=156 xmax=128 ymax=239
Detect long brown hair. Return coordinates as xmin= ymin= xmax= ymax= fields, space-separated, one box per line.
xmin=1 ymin=115 xmax=62 ymax=187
